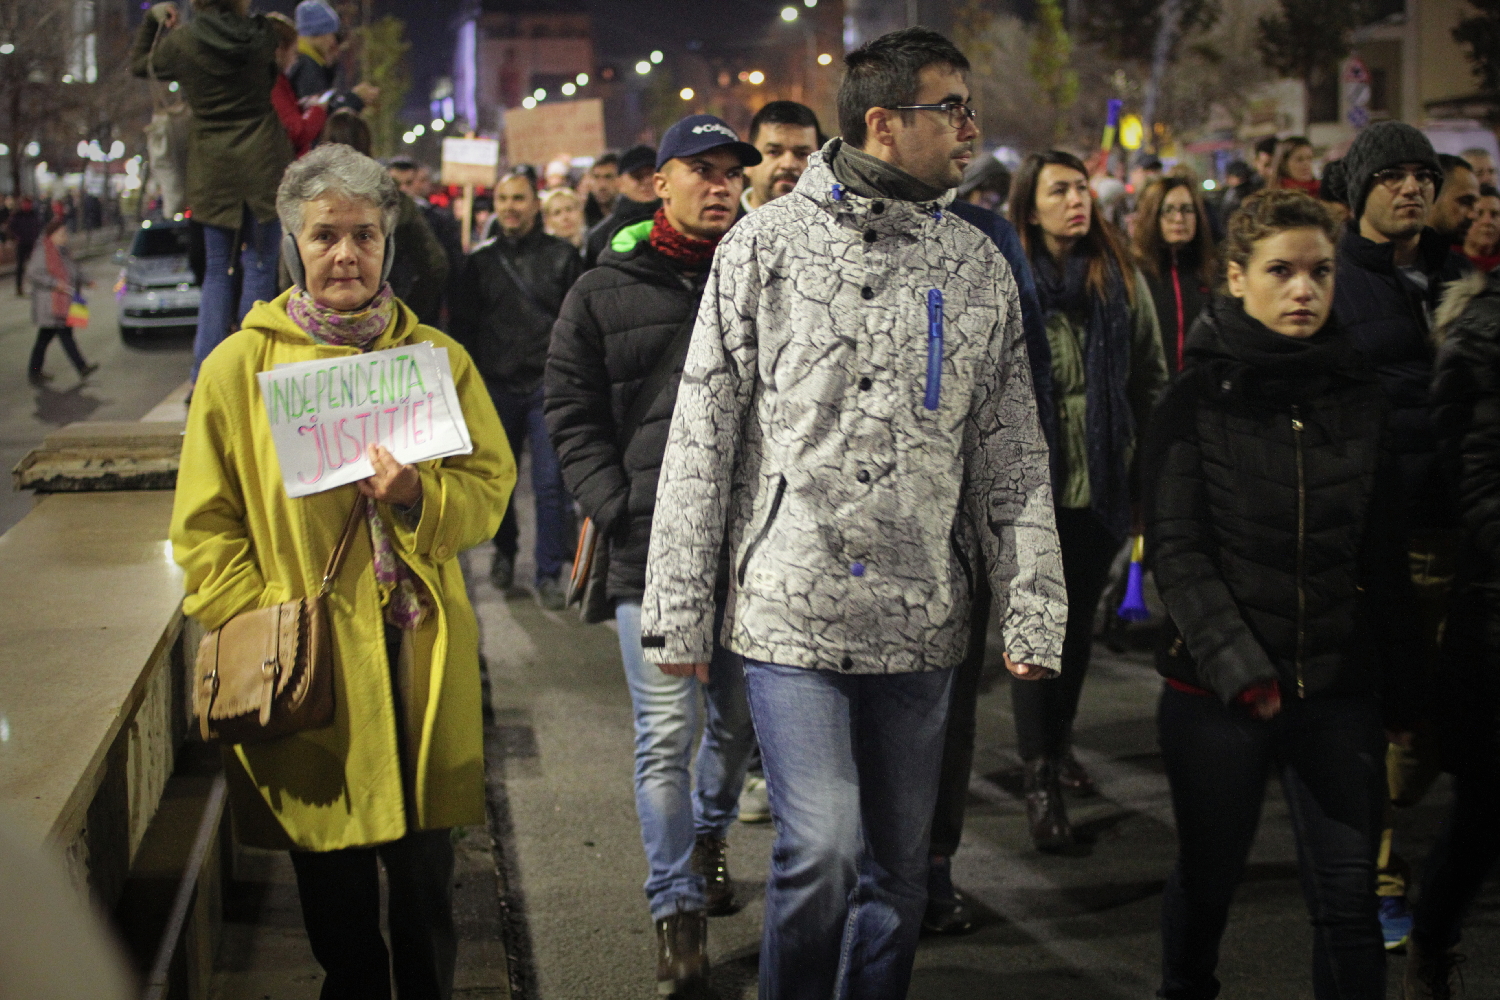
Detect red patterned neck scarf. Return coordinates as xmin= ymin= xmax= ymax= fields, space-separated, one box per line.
xmin=648 ymin=208 xmax=722 ymax=269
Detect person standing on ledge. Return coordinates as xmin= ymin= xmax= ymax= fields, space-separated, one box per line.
xmin=639 ymin=28 xmax=1066 ymax=999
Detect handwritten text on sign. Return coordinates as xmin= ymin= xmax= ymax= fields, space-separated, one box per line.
xmin=258 ymin=343 xmax=472 ymax=498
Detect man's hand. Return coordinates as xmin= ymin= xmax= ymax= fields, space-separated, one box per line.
xmin=662 ymin=662 xmax=710 ymax=683
xmin=358 ymin=444 xmax=422 ymax=508
xmin=1005 ymin=653 xmax=1056 ymax=681
xmin=151 ymin=2 xmax=179 ymax=28
xmin=352 ymin=82 xmax=381 ymax=106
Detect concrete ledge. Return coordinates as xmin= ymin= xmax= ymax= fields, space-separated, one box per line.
xmin=13 ymin=422 xmax=184 ymax=493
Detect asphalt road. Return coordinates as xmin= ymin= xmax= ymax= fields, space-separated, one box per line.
xmin=0 ymin=242 xmax=194 ymax=534
xmin=481 ymin=466 xmax=1500 ymax=1000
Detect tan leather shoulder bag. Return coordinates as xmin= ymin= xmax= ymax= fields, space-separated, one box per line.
xmin=194 ymin=495 xmax=367 ymax=744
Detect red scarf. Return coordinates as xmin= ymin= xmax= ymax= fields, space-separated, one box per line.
xmin=43 ymin=237 xmax=71 ymax=321
xmin=1279 ymin=176 xmax=1321 ymax=196
xmin=648 ymin=208 xmax=722 ymax=269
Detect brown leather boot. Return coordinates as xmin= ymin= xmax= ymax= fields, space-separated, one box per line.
xmin=654 ymin=910 xmax=709 ymax=997
xmin=1404 ymin=938 xmax=1463 ymax=999
xmin=1058 ymin=749 xmax=1098 ymax=796
xmin=690 ymin=835 xmax=736 ymax=916
xmin=1023 ymin=757 xmax=1074 ymax=852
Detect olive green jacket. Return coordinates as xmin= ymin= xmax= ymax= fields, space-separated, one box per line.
xmin=131 ymin=11 xmax=293 ymax=231
xmin=1047 ymin=268 xmax=1170 ymax=509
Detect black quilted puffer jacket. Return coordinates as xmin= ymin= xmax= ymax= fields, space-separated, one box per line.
xmin=1143 ymin=296 xmax=1419 ymax=714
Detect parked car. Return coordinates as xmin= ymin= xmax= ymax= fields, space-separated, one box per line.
xmin=118 ymin=218 xmax=199 ymax=341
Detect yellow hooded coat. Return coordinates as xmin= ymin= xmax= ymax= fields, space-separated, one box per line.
xmin=171 ymin=291 xmax=515 ymax=850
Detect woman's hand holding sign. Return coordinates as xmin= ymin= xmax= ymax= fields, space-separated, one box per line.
xmin=358 ymin=444 xmax=422 ymax=508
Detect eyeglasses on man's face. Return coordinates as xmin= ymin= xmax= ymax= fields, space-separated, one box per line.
xmin=1372 ymin=167 xmax=1441 ymax=191
xmin=1159 ymin=204 xmax=1196 ymax=219
xmin=883 ymin=102 xmax=977 ymax=131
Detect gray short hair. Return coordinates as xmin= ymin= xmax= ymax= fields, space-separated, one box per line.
xmin=277 ymin=143 xmax=401 ymax=238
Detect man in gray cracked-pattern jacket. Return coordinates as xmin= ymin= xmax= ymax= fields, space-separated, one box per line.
xmin=639 ymin=27 xmax=1067 ymax=999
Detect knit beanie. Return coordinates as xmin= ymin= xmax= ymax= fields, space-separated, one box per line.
xmin=295 ymin=0 xmax=340 ymax=37
xmin=1343 ymin=121 xmax=1441 ymax=220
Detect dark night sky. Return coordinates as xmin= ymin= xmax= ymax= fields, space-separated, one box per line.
xmin=281 ymin=0 xmax=796 ymax=119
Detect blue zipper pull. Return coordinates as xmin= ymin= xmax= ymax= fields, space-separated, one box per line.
xmin=925 ymin=288 xmax=943 ymax=411
xmin=830 ymin=183 xmax=845 ymax=202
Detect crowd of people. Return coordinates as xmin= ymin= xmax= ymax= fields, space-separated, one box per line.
xmin=92 ymin=0 xmax=1500 ymax=997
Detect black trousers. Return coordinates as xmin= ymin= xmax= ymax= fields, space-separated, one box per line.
xmin=289 ymin=828 xmax=457 ymax=1000
xmin=30 ymin=325 xmax=88 ymax=376
xmin=1157 ymin=685 xmax=1386 ymax=1000
xmin=930 ymin=577 xmax=992 ymax=858
xmin=1012 ymin=507 xmax=1118 ymax=761
xmin=14 ymin=240 xmax=33 ymax=295
xmin=288 ymin=625 xmax=455 ymax=1000
xmin=1411 ymin=763 xmax=1500 ymax=951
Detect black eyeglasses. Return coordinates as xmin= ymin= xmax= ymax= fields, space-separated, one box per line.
xmin=1372 ymin=167 xmax=1441 ymax=191
xmin=883 ymin=102 xmax=977 ymax=130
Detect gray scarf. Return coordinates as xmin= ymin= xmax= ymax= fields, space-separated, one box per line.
xmin=827 ymin=138 xmax=948 ymax=204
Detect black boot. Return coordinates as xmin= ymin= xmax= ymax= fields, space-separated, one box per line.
xmin=1023 ymin=757 xmax=1073 ymax=852
xmin=654 ymin=910 xmax=708 ymax=997
xmin=690 ymin=835 xmax=736 ymax=915
xmin=922 ymin=854 xmax=975 ymax=934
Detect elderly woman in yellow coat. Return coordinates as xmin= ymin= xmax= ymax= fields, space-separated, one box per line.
xmin=170 ymin=142 xmax=514 ymax=1000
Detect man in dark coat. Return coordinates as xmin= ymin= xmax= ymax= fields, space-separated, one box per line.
xmin=8 ymin=197 xmax=40 ymax=297
xmin=286 ymin=0 xmax=375 ymax=113
xmin=1333 ymin=119 xmax=1473 ymax=949
xmin=450 ymin=172 xmax=582 ymax=607
xmin=543 ymin=115 xmax=760 ymax=997
xmin=581 ymin=144 xmax=660 ymax=268
xmin=582 ymin=152 xmax=619 ymax=228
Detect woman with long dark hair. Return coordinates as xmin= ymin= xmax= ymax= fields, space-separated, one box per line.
xmin=1134 ymin=177 xmax=1218 ymax=373
xmin=1144 ymin=188 xmax=1416 ymax=999
xmin=1274 ymin=136 xmax=1320 ymax=196
xmin=1008 ymin=150 xmax=1169 ymax=850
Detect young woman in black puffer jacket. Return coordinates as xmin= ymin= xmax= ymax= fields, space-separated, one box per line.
xmin=1142 ymin=189 xmax=1421 ymax=1000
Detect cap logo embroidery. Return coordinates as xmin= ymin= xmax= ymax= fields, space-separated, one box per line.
xmin=691 ymin=122 xmax=738 ymax=139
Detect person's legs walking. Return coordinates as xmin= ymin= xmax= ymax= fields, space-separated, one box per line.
xmin=236 ymin=213 xmax=283 ymax=321
xmin=194 ymin=223 xmax=236 ymax=382
xmin=15 ymin=241 xmax=33 ymax=296
xmin=290 ymin=845 xmax=392 ymax=1000
xmin=1409 ymin=765 xmax=1500 ymax=949
xmin=381 ymin=828 xmax=458 ymax=1000
xmin=486 ymin=388 xmax=529 ymax=589
xmin=744 ymin=659 xmax=863 ymax=1000
xmin=1157 ymin=685 xmax=1273 ymax=1000
xmin=839 ymin=667 xmax=955 ymax=1000
xmin=1277 ymin=697 xmax=1387 ymax=1000
xmin=523 ymin=387 xmax=569 ymax=601
xmin=28 ymin=326 xmax=59 ymax=380
xmin=54 ymin=328 xmax=91 ymax=375
xmin=688 ymin=617 xmax=756 ymax=913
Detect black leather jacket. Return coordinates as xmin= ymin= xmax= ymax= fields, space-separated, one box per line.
xmin=450 ymin=222 xmax=583 ymax=395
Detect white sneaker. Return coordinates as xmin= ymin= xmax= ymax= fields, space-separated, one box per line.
xmin=739 ymin=775 xmax=771 ymax=824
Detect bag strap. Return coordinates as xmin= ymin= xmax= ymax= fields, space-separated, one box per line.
xmin=618 ymin=306 xmax=698 ymax=450
xmin=492 ymin=249 xmax=554 ymax=321
xmin=318 ymin=495 xmax=369 ymax=599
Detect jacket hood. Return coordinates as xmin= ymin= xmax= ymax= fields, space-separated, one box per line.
xmin=595 ymin=228 xmax=704 ymax=294
xmin=242 ymin=287 xmax=424 ymax=353
xmin=189 ymin=8 xmax=265 ymax=61
xmin=793 ymin=141 xmax=956 ymax=238
xmin=1183 ymin=295 xmax=1370 ymax=400
xmin=1434 ymin=269 xmax=1496 ymax=344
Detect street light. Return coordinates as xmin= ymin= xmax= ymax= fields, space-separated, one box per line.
xmin=576 ymin=72 xmax=588 ymax=85
xmin=747 ymin=70 xmax=765 ymax=85
xmin=24 ymin=141 xmax=39 ymax=157
xmin=402 ymin=132 xmax=415 ymax=144
xmin=413 ymin=123 xmax=425 ymax=136
xmin=561 ymin=82 xmax=576 ymax=96
xmin=650 ymin=50 xmax=663 ymax=64
xmin=635 ymin=60 xmax=651 ymax=75
xmin=521 ymin=96 xmax=537 ymax=109
xmin=804 ymin=0 xmax=817 ymax=6
xmin=817 ymin=53 xmax=833 ymax=65
xmin=0 ymin=44 xmax=13 ymax=55
xmin=533 ymin=88 xmax=546 ymax=100
xmin=432 ymin=118 xmax=445 ymax=130
xmin=781 ymin=6 xmax=798 ymax=20
xmin=679 ymin=87 xmax=694 ymax=101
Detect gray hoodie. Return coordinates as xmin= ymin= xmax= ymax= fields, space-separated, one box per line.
xmin=639 ymin=145 xmax=1067 ymax=675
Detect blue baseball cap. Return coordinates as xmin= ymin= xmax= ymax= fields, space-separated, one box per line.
xmin=656 ymin=115 xmax=762 ymax=170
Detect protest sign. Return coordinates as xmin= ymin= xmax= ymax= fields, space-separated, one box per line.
xmin=503 ymin=99 xmax=605 ymax=168
xmin=259 ymin=343 xmax=473 ymax=498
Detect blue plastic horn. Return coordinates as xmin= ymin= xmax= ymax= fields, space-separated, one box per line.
xmin=1117 ymin=535 xmax=1150 ymax=622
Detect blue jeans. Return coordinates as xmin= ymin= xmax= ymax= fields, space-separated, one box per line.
xmin=489 ymin=386 xmax=568 ymax=583
xmin=616 ymin=601 xmax=755 ymax=921
xmin=744 ymin=659 xmax=954 ymax=1000
xmin=195 ymin=209 xmax=282 ymax=379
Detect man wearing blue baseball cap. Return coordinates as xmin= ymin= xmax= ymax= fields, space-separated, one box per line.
xmin=544 ymin=116 xmax=760 ymax=997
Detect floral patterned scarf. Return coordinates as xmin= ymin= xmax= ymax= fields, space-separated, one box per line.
xmin=289 ymin=283 xmax=430 ymax=629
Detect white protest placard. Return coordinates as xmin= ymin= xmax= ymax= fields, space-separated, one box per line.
xmin=259 ymin=343 xmax=473 ymax=498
